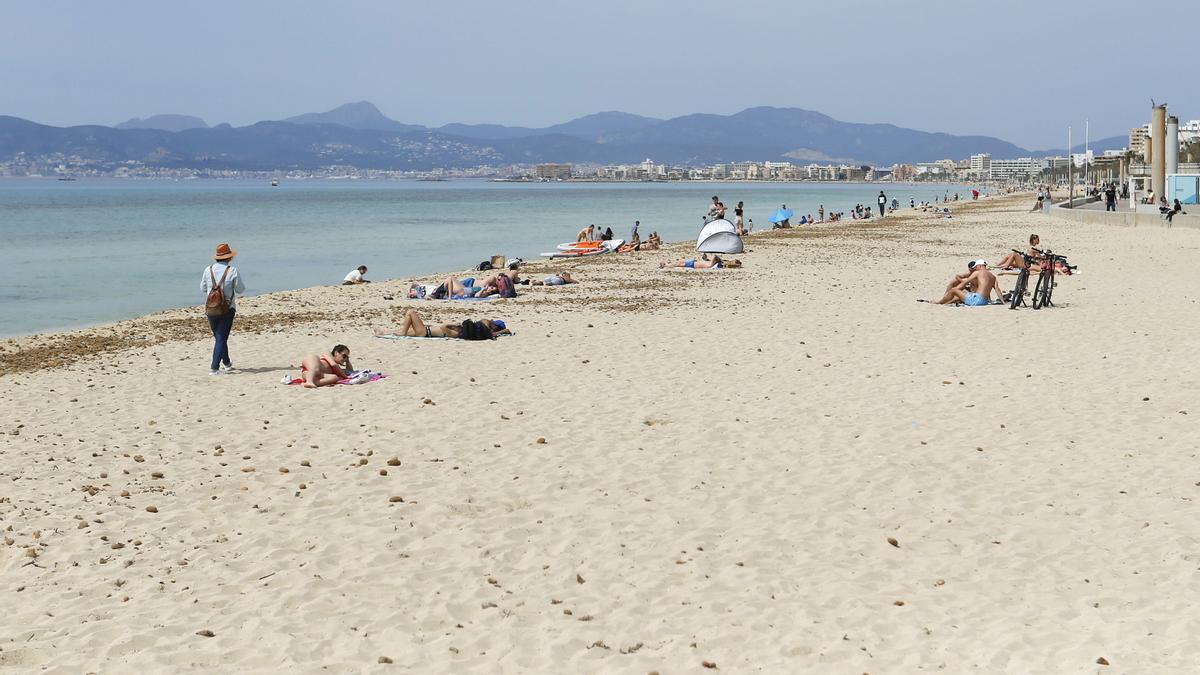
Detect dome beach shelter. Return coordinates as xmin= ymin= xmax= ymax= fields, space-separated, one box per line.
xmin=696 ymin=218 xmax=743 ymax=254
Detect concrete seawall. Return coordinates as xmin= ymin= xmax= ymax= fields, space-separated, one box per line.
xmin=1052 ymin=200 xmax=1200 ymax=229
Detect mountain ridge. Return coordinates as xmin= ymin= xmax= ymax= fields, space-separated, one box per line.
xmin=0 ymin=103 xmax=1126 ymax=171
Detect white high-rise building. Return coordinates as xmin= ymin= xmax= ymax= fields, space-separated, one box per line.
xmin=969 ymin=153 xmax=991 ymax=178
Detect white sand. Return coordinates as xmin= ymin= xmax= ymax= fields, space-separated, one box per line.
xmin=2 ymin=193 xmax=1198 ymax=672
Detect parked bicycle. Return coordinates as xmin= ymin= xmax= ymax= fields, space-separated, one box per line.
xmin=1030 ymin=248 xmax=1075 ymax=309
xmin=1007 ymin=249 xmax=1035 ymax=309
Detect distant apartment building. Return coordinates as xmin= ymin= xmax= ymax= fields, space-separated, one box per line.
xmin=989 ymin=157 xmax=1041 ymax=181
xmin=535 ymin=163 xmax=572 ymax=179
xmin=968 ymin=153 xmax=991 ymax=178
xmin=891 ymin=164 xmax=916 ymax=181
xmin=1129 ymin=124 xmax=1150 ymax=156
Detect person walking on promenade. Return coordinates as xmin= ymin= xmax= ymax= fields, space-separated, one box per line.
xmin=1104 ymin=183 xmax=1117 ymax=212
xmin=201 ymin=243 xmax=245 ymax=375
xmin=877 ymin=191 xmax=887 ymax=217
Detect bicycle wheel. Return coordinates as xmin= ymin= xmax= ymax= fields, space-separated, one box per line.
xmin=1043 ymin=267 xmax=1057 ymax=307
xmin=1009 ymin=271 xmax=1027 ymax=309
xmin=1031 ymin=271 xmax=1050 ymax=309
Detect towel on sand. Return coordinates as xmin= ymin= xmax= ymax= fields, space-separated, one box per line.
xmin=283 ymin=371 xmax=386 ymax=386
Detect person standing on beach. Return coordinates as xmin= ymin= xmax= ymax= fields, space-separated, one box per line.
xmin=734 ymin=201 xmax=745 ymax=234
xmin=877 ymin=191 xmax=887 ymax=217
xmin=818 ymin=205 xmax=824 ymax=223
xmin=201 ymin=243 xmax=244 ymax=375
xmin=630 ymin=220 xmax=640 ymax=243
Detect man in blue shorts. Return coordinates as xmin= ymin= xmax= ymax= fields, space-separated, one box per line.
xmin=926 ymin=260 xmax=1004 ymax=305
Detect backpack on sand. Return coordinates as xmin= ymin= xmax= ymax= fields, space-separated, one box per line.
xmin=205 ymin=265 xmax=231 ymax=316
xmin=496 ymin=274 xmax=517 ymax=298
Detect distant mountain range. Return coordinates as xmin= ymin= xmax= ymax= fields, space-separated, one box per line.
xmin=0 ymin=101 xmax=1129 ymax=171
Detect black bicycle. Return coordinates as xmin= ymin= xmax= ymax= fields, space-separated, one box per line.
xmin=1007 ymin=249 xmax=1035 ymax=309
xmin=1031 ymin=249 xmax=1074 ymax=309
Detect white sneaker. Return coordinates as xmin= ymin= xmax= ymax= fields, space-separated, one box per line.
xmin=221 ymin=364 xmax=236 ymax=373
xmin=208 ymin=369 xmax=221 ymax=376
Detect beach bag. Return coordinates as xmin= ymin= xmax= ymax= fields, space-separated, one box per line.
xmin=476 ymin=260 xmax=494 ymax=272
xmin=205 ymin=265 xmax=231 ymax=316
xmin=496 ymin=274 xmax=517 ymax=298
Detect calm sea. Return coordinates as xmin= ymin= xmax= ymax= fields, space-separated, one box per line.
xmin=0 ymin=178 xmax=970 ymax=337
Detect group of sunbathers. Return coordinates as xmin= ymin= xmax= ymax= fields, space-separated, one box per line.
xmin=300 ymin=308 xmax=514 ymax=387
xmin=924 ymin=233 xmax=1072 ymax=306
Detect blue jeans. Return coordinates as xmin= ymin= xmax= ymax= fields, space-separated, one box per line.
xmin=207 ymin=308 xmax=236 ymax=370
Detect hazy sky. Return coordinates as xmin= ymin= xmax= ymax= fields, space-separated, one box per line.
xmin=2 ymin=0 xmax=1193 ymax=149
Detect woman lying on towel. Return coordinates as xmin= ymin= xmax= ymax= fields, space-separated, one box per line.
xmin=374 ymin=309 xmax=511 ymax=340
xmin=659 ymin=255 xmax=742 ymax=269
xmin=300 ymin=344 xmax=353 ymax=388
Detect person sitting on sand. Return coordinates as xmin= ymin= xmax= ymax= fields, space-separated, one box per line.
xmin=529 ymin=271 xmax=578 ymax=286
xmin=659 ymin=255 xmax=741 ymax=269
xmin=576 ymin=225 xmax=595 ymax=242
xmin=342 ymin=265 xmax=370 ymax=285
xmin=994 ymin=234 xmax=1043 ymax=271
xmin=374 ymin=309 xmax=510 ymax=339
xmin=300 ymin=344 xmax=353 ymax=388
xmin=924 ymin=261 xmax=1003 ymax=306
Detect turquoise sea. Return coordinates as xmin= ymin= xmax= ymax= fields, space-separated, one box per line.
xmin=0 ymin=179 xmax=971 ymax=337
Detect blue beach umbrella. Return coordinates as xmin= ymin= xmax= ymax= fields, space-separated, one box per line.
xmin=768 ymin=208 xmax=794 ymax=223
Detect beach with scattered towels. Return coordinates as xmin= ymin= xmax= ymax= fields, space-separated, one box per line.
xmin=3 ymin=192 xmax=1200 ymax=671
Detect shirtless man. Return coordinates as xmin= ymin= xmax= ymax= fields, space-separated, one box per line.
xmin=927 ymin=261 xmax=1003 ymax=306
xmin=300 ymin=345 xmax=352 ymax=388
xmin=576 ymin=225 xmax=595 ymax=242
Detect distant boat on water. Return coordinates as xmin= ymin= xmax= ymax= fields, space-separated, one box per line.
xmin=57 ymin=177 xmax=77 ymax=181
xmin=271 ymin=179 xmax=280 ymax=187
xmin=417 ymin=177 xmax=449 ymax=182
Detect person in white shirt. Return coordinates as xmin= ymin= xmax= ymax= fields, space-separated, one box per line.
xmin=201 ymin=243 xmax=246 ymax=375
xmin=343 ymin=265 xmax=370 ymax=285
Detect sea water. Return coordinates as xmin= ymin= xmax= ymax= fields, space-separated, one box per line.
xmin=0 ymin=178 xmax=970 ymax=336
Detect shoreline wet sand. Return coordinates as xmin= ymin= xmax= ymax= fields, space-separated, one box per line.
xmin=3 ymin=193 xmax=1200 ymax=671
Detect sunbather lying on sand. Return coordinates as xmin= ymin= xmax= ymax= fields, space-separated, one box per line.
xmin=409 ymin=275 xmax=497 ymax=300
xmin=374 ymin=309 xmax=511 ymax=339
xmin=528 ymin=271 xmax=578 ymax=286
xmin=300 ymin=345 xmax=353 ymax=388
xmin=659 ymin=255 xmax=741 ymax=269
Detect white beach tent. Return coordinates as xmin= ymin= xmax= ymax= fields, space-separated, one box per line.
xmin=696 ymin=219 xmax=744 ymax=254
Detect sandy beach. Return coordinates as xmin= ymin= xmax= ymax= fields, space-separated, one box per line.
xmin=3 ymin=192 xmax=1199 ymax=672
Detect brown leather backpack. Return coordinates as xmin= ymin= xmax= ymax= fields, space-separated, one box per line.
xmin=205 ymin=265 xmax=231 ymax=316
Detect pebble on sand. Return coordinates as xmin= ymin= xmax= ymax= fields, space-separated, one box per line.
xmin=389 ymin=495 xmax=404 ymax=503
xmin=196 ymin=629 xmax=215 ymax=637
xmin=887 ymin=537 xmax=899 ymax=548
xmin=146 ymin=506 xmax=158 ymax=513
xmin=378 ymin=656 xmax=393 ymax=664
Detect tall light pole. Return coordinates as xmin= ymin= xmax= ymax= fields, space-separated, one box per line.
xmin=1068 ymin=126 xmax=1073 ymax=207
xmin=1085 ymin=117 xmax=1090 ymax=189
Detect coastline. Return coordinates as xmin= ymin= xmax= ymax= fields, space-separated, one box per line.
xmin=5 ymin=192 xmax=1200 ymax=671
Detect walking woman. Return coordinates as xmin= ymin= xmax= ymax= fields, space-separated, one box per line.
xmin=201 ymin=243 xmax=245 ymax=375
